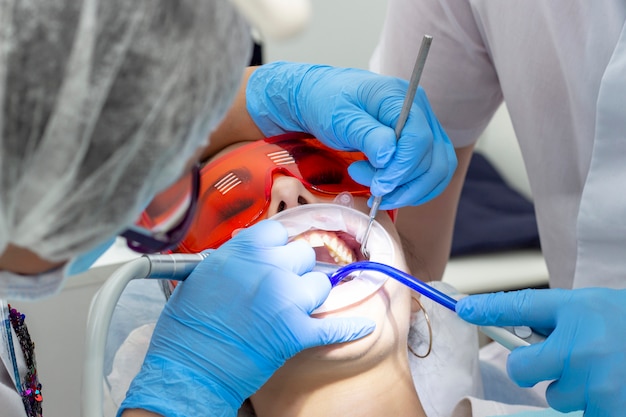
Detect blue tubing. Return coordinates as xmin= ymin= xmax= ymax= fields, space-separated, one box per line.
xmin=328 ymin=261 xmax=457 ymax=312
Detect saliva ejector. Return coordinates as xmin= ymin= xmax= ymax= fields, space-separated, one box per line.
xmin=322 ymin=260 xmax=546 ymax=351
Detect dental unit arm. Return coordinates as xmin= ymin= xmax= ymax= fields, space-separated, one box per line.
xmin=83 ymin=253 xmax=211 ymax=417
xmin=324 ymin=260 xmax=547 ymax=351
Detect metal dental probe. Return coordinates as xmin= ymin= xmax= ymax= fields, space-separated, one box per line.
xmin=360 ymin=34 xmax=433 ymax=258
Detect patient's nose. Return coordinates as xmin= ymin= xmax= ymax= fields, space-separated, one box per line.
xmin=267 ymin=175 xmax=320 ymax=216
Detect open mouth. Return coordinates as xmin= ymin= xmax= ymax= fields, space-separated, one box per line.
xmin=292 ymin=229 xmax=367 ymax=265
xmin=292 ymin=229 xmax=367 ymax=285
xmin=270 ymin=203 xmax=394 ymax=313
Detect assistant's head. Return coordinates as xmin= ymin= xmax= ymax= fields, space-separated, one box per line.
xmin=0 ymin=0 xmax=251 ymax=280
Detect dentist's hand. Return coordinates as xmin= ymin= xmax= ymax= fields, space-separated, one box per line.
xmin=119 ymin=220 xmax=374 ymax=417
xmin=247 ymin=61 xmax=457 ymax=208
xmin=456 ymin=288 xmax=626 ymax=417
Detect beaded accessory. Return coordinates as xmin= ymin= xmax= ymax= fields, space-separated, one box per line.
xmin=1 ymin=301 xmax=43 ymax=417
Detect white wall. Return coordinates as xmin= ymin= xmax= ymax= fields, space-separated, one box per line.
xmin=263 ymin=0 xmax=388 ymax=69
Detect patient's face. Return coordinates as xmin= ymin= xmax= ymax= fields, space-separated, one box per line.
xmin=232 ymin=145 xmax=414 ymax=369
xmin=186 ymin=137 xmax=416 ymax=368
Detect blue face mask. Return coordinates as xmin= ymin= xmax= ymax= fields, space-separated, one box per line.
xmin=66 ymin=237 xmax=117 ymax=276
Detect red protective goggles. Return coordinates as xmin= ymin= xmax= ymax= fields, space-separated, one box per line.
xmin=176 ymin=132 xmax=372 ymax=253
xmin=121 ymin=163 xmax=200 ymax=253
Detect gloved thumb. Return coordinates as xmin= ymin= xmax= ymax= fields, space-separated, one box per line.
xmin=347 ymin=160 xmax=375 ymax=187
xmin=304 ymin=316 xmax=376 ymax=349
xmin=456 ymin=289 xmax=564 ymax=329
xmin=225 ymin=219 xmax=289 ymax=248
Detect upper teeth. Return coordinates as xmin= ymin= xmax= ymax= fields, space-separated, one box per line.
xmin=294 ymin=230 xmax=356 ymax=265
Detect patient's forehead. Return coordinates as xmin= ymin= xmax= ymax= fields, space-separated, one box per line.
xmin=205 ymin=140 xmax=255 ymax=163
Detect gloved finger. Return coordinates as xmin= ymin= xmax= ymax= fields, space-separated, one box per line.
xmin=370 ymin=110 xmax=433 ymax=196
xmin=506 ymin=339 xmax=564 ymax=387
xmin=347 ymin=161 xmax=375 ymax=187
xmin=455 ymin=289 xmax=571 ymax=329
xmin=226 ymin=219 xmax=288 ymax=248
xmin=584 ymin=404 xmax=609 ymax=417
xmin=376 ymin=134 xmax=457 ymax=208
xmin=290 ymin=271 xmax=333 ymax=312
xmin=347 ymin=131 xmax=455 ymax=208
xmin=329 ymin=110 xmax=397 ymax=168
xmin=329 ymin=75 xmax=410 ymax=167
xmin=546 ymin=350 xmax=626 ymax=415
xmin=302 ymin=316 xmax=376 ymax=349
xmin=544 ymin=371 xmax=586 ymax=413
xmin=260 ymin=239 xmax=316 ymax=276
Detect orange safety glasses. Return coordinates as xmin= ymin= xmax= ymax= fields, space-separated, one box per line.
xmin=175 ymin=132 xmax=371 ymax=253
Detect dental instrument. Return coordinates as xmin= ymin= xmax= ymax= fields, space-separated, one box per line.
xmin=326 ymin=260 xmax=546 ymax=351
xmin=360 ymin=34 xmax=433 ymax=259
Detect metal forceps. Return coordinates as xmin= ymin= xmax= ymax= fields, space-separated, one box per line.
xmin=360 ymin=34 xmax=433 ymax=258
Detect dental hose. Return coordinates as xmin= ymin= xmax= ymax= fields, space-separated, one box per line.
xmin=328 ymin=261 xmax=548 ymax=351
xmin=327 ymin=261 xmax=458 ymax=311
xmin=83 ymin=253 xmax=210 ymax=417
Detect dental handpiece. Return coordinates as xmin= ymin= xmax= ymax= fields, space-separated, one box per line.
xmin=360 ymin=34 xmax=433 ymax=259
xmin=143 ymin=252 xmax=210 ymax=280
xmin=325 ymin=260 xmax=546 ymax=351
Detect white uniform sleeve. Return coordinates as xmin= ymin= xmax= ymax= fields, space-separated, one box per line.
xmin=370 ymin=0 xmax=503 ymax=147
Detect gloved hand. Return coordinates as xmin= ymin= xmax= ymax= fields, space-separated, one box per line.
xmin=246 ymin=61 xmax=457 ymax=208
xmin=456 ymin=288 xmax=626 ymax=417
xmin=118 ymin=220 xmax=375 ymax=417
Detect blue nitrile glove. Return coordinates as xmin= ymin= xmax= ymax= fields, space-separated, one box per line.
xmin=118 ymin=220 xmax=375 ymax=417
xmin=247 ymin=61 xmax=457 ymax=208
xmin=456 ymin=288 xmax=626 ymax=417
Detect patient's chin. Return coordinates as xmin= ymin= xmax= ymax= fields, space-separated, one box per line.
xmin=305 ymin=330 xmax=382 ymax=362
xmin=297 ymin=319 xmax=406 ymax=371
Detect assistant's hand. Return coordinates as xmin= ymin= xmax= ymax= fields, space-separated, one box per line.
xmin=119 ymin=220 xmax=374 ymax=417
xmin=456 ymin=288 xmax=626 ymax=417
xmin=246 ymin=61 xmax=457 ymax=208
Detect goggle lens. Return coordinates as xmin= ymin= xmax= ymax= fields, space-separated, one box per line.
xmin=177 ymin=133 xmax=370 ymax=253
xmin=121 ymin=163 xmax=201 ymax=253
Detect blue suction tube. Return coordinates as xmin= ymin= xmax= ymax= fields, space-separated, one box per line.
xmin=328 ymin=261 xmax=458 ymax=312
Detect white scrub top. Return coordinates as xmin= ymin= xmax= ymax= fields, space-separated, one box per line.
xmin=371 ymin=0 xmax=626 ymax=289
